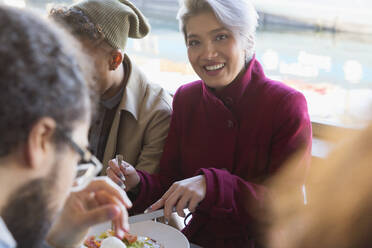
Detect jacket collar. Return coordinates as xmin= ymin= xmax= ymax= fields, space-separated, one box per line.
xmin=202 ymin=55 xmax=261 ymax=108
xmin=101 ymin=54 xmax=145 ymax=168
xmin=118 ymin=54 xmax=145 ymax=120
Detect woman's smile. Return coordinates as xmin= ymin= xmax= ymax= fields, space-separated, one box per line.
xmin=203 ymin=62 xmax=226 ymax=76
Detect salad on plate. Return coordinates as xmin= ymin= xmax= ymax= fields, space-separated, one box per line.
xmin=84 ymin=229 xmax=164 ymax=248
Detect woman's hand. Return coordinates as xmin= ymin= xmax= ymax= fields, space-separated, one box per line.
xmin=148 ymin=175 xmax=206 ymax=220
xmin=106 ymin=158 xmax=140 ymax=192
xmin=46 ymin=177 xmax=132 ymax=248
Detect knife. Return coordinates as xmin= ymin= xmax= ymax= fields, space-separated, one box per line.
xmin=128 ymin=209 xmax=166 ymax=224
xmin=128 ymin=207 xmax=179 ymax=224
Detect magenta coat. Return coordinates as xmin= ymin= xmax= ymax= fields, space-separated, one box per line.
xmin=132 ymin=57 xmax=312 ymax=248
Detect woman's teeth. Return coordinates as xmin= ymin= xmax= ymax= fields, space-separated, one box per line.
xmin=205 ymin=63 xmax=225 ymax=71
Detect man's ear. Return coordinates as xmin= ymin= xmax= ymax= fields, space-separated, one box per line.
xmin=24 ymin=117 xmax=57 ymax=170
xmin=109 ymin=49 xmax=123 ymax=71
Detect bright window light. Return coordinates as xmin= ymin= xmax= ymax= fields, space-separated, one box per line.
xmin=3 ymin=0 xmax=26 ymax=8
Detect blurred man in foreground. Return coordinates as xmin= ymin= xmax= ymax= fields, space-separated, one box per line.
xmin=267 ymin=123 xmax=372 ymax=248
xmin=0 ymin=5 xmax=131 ymax=248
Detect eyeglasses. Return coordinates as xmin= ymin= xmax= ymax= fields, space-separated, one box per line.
xmin=57 ymin=128 xmax=103 ymax=191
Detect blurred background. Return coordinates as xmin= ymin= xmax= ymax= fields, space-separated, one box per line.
xmin=4 ymin=0 xmax=372 ymax=128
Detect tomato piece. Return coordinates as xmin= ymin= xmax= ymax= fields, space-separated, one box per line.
xmin=123 ymin=232 xmax=138 ymax=244
xmin=94 ymin=240 xmax=102 ymax=247
xmin=84 ymin=239 xmax=100 ymax=248
xmin=83 ymin=236 xmax=102 ymax=248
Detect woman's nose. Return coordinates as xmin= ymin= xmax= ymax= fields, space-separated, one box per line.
xmin=201 ymin=42 xmax=218 ymax=60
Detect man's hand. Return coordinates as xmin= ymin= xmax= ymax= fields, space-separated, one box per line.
xmin=46 ymin=177 xmax=132 ymax=248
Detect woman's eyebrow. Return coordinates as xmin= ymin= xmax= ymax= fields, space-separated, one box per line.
xmin=209 ymin=27 xmax=228 ymax=34
xmin=187 ymin=27 xmax=227 ymax=39
xmin=186 ymin=33 xmax=199 ymax=39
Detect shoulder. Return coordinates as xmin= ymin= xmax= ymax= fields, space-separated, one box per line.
xmin=145 ymin=81 xmax=173 ymax=111
xmin=257 ymin=77 xmax=307 ymax=110
xmin=132 ymin=63 xmax=173 ymax=112
xmin=262 ymin=80 xmax=309 ymax=125
xmin=249 ymin=59 xmax=307 ymax=108
xmin=123 ymin=59 xmax=172 ymax=122
xmin=247 ymin=73 xmax=309 ymax=126
xmin=264 ymin=78 xmax=301 ymax=99
xmin=173 ymin=80 xmax=203 ymax=106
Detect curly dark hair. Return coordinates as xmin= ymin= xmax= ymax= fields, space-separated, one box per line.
xmin=0 ymin=6 xmax=91 ymax=157
xmin=49 ymin=7 xmax=105 ymax=44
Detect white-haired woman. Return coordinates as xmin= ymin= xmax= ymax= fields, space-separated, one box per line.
xmin=107 ymin=0 xmax=312 ymax=247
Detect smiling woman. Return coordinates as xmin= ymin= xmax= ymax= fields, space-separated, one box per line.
xmin=106 ymin=0 xmax=312 ymax=247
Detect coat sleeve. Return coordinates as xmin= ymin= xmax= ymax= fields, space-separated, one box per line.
xmin=131 ymin=87 xmax=185 ymax=213
xmin=196 ymin=91 xmax=312 ymax=228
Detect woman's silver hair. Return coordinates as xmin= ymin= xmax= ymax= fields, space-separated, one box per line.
xmin=177 ymin=0 xmax=259 ymax=60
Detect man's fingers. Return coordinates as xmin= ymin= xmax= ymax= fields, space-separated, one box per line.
xmin=95 ymin=191 xmax=130 ymax=234
xmin=81 ymin=192 xmax=99 ymax=210
xmin=80 ymin=205 xmax=121 ymax=228
xmin=84 ymin=177 xmax=132 ymax=208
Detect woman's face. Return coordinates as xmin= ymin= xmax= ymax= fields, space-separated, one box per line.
xmin=185 ymin=11 xmax=246 ymax=90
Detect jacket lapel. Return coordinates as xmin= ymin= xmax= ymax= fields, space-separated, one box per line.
xmin=102 ymin=109 xmax=121 ymax=173
xmin=101 ymin=55 xmax=142 ymax=172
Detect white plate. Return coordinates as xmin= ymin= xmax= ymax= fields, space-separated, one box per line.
xmin=85 ymin=221 xmax=190 ymax=248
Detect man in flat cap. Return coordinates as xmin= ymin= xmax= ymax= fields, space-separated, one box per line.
xmin=50 ymin=0 xmax=172 ymax=194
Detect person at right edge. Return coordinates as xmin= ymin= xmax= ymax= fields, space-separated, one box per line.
xmin=108 ymin=0 xmax=312 ymax=247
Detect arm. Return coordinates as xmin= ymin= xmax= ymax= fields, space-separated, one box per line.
xmin=269 ymin=91 xmax=312 ymax=174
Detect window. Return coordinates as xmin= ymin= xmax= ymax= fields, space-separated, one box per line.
xmin=17 ymin=0 xmax=372 ymax=127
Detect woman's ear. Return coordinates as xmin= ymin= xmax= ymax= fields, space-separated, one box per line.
xmin=25 ymin=117 xmax=57 ymax=170
xmin=109 ymin=49 xmax=123 ymax=71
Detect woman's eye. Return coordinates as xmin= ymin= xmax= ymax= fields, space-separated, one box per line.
xmin=188 ymin=40 xmax=200 ymax=47
xmin=216 ymin=34 xmax=228 ymax=41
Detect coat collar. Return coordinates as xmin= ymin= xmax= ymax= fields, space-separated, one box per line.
xmin=118 ymin=54 xmax=146 ymax=120
xmin=102 ymin=54 xmax=145 ymax=169
xmin=202 ymin=55 xmax=262 ymax=109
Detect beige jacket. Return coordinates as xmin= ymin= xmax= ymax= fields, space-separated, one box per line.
xmin=102 ymin=55 xmax=172 ymax=174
